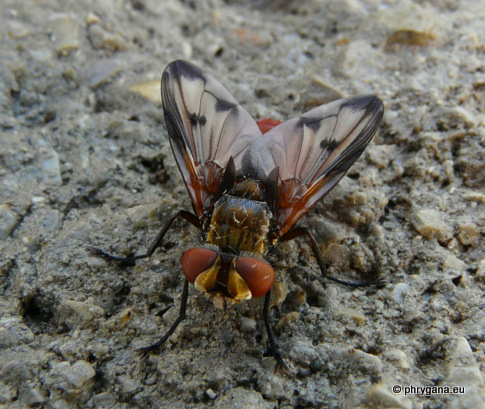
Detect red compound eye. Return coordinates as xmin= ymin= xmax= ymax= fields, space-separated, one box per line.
xmin=182 ymin=248 xmax=218 ymax=284
xmin=235 ymin=257 xmax=275 ymax=298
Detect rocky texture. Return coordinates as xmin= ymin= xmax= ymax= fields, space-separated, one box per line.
xmin=1 ymin=0 xmax=484 ymax=408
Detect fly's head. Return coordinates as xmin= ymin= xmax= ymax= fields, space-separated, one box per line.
xmin=181 ymin=247 xmax=275 ymax=308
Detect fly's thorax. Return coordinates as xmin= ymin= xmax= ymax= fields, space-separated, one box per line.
xmin=206 ymin=190 xmax=272 ymax=255
xmin=229 ymin=178 xmax=264 ymax=200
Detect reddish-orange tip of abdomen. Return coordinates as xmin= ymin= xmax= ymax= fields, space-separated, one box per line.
xmin=256 ymin=118 xmax=282 ymax=134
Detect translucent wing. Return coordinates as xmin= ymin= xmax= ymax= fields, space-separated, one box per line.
xmin=162 ymin=60 xmax=262 ymax=218
xmin=242 ymin=95 xmax=384 ymax=236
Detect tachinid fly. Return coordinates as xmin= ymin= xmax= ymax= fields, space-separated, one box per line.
xmin=92 ymin=60 xmax=384 ymax=370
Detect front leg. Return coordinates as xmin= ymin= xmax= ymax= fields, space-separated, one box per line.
xmin=263 ymin=290 xmax=289 ymax=373
xmin=137 ymin=279 xmax=190 ymax=357
xmin=89 ymin=210 xmax=200 ymax=263
xmin=280 ymin=227 xmax=385 ymax=288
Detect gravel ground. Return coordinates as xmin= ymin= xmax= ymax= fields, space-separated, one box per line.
xmin=1 ymin=0 xmax=485 ymax=408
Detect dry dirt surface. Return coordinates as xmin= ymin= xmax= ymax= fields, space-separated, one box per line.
xmin=1 ymin=0 xmax=485 ymax=408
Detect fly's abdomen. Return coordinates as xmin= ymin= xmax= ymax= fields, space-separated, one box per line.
xmin=206 ymin=195 xmax=271 ymax=255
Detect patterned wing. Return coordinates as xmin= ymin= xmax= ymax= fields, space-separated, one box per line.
xmin=162 ymin=60 xmax=262 ymax=218
xmin=242 ymin=95 xmax=384 ymax=236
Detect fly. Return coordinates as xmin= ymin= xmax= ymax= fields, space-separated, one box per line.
xmin=91 ymin=60 xmax=384 ymax=371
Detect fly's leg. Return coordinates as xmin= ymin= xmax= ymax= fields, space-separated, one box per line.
xmin=280 ymin=227 xmax=385 ymax=288
xmin=263 ymin=290 xmax=289 ymax=373
xmin=89 ymin=210 xmax=200 ymax=263
xmin=90 ymin=211 xmax=197 ymax=357
xmin=137 ymin=279 xmax=190 ymax=357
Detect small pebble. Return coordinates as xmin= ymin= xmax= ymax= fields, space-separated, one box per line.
xmin=410 ymin=208 xmax=451 ymax=241
xmin=206 ymin=388 xmax=217 ymax=400
xmin=0 ymin=204 xmax=20 ymax=240
xmin=50 ymin=14 xmax=79 ymax=55
xmin=58 ymin=360 xmax=96 ymax=389
xmin=239 ymin=316 xmax=256 ymax=332
xmin=129 ymin=80 xmax=161 ymax=104
xmin=365 ymin=383 xmax=412 ymax=409
xmin=443 ymin=255 xmax=466 ymax=272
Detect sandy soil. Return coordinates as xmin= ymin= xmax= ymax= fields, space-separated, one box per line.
xmin=1 ymin=0 xmax=484 ymax=408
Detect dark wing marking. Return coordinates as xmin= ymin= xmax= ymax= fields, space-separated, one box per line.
xmin=162 ymin=60 xmax=262 ymax=218
xmin=242 ymin=95 xmax=384 ymax=235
